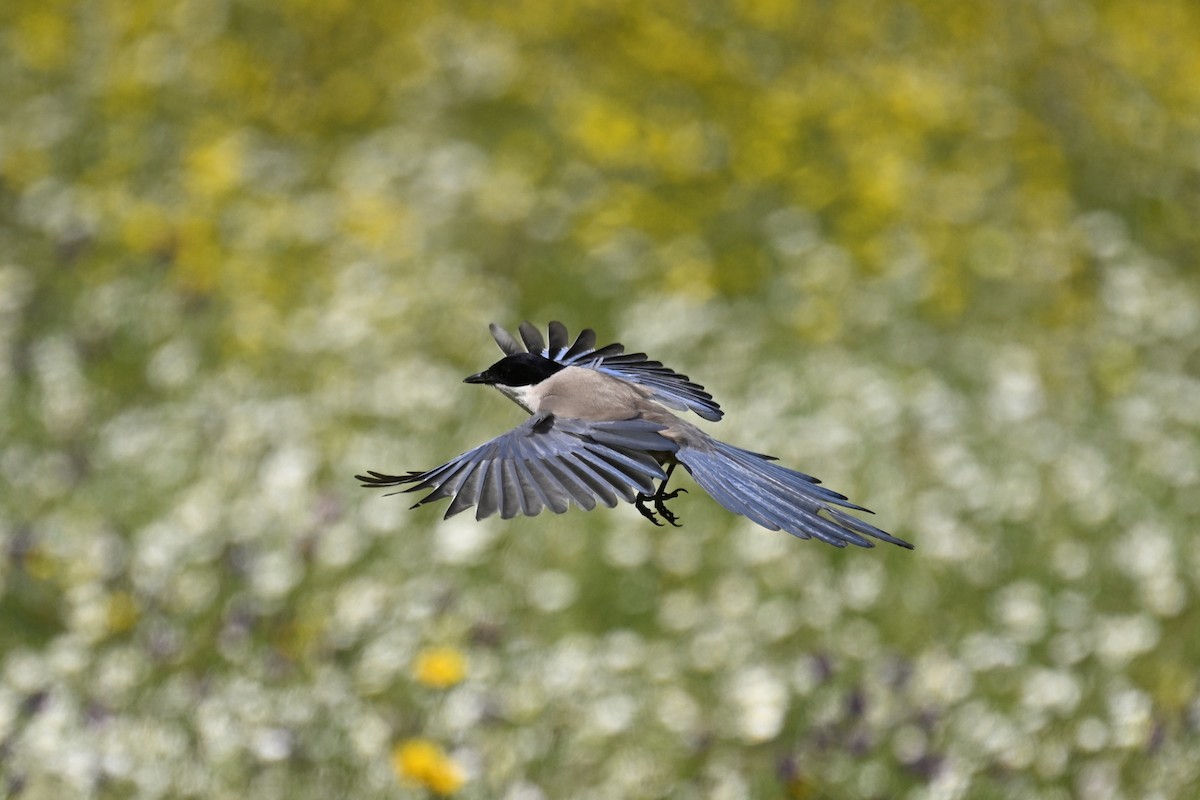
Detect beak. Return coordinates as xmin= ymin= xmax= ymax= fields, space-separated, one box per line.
xmin=463 ymin=371 xmax=490 ymax=384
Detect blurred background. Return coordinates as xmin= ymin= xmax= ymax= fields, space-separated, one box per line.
xmin=2 ymin=0 xmax=1199 ymax=798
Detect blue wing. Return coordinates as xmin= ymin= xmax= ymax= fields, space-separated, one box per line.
xmin=488 ymin=321 xmax=724 ymax=422
xmin=356 ymin=414 xmax=673 ymax=521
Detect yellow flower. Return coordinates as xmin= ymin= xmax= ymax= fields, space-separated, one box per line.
xmin=392 ymin=738 xmax=465 ymax=796
xmin=412 ymin=646 xmax=467 ymax=689
xmin=184 ymin=132 xmax=245 ymax=198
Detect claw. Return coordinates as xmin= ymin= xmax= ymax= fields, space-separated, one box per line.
xmin=635 ymin=465 xmax=686 ymax=527
xmin=655 ymin=488 xmax=687 ymax=526
xmin=635 ymin=493 xmax=665 ymax=526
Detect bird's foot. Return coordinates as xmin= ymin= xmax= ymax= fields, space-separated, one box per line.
xmin=634 ymin=493 xmax=663 ymax=526
xmin=635 ymin=488 xmax=687 ymax=527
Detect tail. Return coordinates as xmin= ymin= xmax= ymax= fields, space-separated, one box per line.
xmin=675 ymin=438 xmax=912 ymax=549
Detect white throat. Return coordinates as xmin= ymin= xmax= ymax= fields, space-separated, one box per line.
xmin=494 ymin=383 xmax=540 ymax=414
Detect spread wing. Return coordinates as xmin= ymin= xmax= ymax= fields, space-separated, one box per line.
xmin=356 ymin=414 xmax=674 ymax=521
xmin=489 ymin=321 xmax=724 ymax=422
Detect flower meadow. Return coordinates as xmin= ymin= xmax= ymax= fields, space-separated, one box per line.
xmin=2 ymin=1 xmax=1199 ymax=798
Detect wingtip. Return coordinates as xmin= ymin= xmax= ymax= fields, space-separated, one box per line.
xmin=356 ymin=469 xmax=425 ymax=489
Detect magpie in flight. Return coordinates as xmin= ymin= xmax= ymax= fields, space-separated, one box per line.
xmin=357 ymin=322 xmax=910 ymax=549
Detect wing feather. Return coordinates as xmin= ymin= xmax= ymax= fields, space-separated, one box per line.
xmin=445 ymin=464 xmax=485 ymax=518
xmin=563 ymin=328 xmax=597 ymax=360
xmin=561 ymin=454 xmax=621 ymax=508
xmin=518 ymin=321 xmax=545 ymax=354
xmin=518 ymin=459 xmax=568 ymax=514
xmin=489 ymin=322 xmax=524 ymax=356
xmin=540 ymin=458 xmax=599 ymax=510
xmin=548 ymin=321 xmax=570 ymax=356
xmin=475 ymin=461 xmax=502 ymax=520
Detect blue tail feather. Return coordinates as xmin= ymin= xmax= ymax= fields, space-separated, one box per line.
xmin=676 ymin=439 xmax=911 ymax=549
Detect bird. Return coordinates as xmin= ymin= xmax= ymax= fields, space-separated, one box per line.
xmin=356 ymin=322 xmax=911 ymax=549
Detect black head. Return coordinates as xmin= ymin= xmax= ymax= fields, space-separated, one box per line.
xmin=464 ymin=353 xmax=565 ymax=387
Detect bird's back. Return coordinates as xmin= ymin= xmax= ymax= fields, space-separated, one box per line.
xmin=534 ymin=367 xmax=668 ymax=422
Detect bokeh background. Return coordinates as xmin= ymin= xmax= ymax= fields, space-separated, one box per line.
xmin=2 ymin=0 xmax=1199 ymax=798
